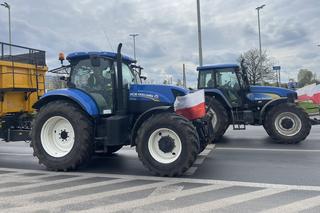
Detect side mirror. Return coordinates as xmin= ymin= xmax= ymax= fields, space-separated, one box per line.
xmin=140 ymin=76 xmax=147 ymax=81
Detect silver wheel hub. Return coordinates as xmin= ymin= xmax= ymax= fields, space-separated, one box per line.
xmin=274 ymin=112 xmax=302 ymax=137
xmin=208 ymin=108 xmax=218 ymax=129
xmin=40 ymin=116 xmax=75 ymax=158
xmin=148 ymin=128 xmax=182 ymax=164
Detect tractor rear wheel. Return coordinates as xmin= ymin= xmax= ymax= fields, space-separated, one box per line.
xmin=264 ymin=103 xmax=311 ymax=144
xmin=206 ymin=97 xmax=229 ymax=142
xmin=136 ymin=112 xmax=198 ymax=177
xmin=31 ymin=101 xmax=93 ymax=171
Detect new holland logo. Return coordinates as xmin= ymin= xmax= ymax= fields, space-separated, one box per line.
xmin=130 ymin=92 xmax=160 ymax=102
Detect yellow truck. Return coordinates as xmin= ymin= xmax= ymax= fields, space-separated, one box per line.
xmin=0 ymin=42 xmax=47 ymax=141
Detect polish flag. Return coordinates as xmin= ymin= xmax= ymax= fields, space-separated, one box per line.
xmin=297 ymin=84 xmax=320 ymax=104
xmin=174 ymin=90 xmax=206 ymax=120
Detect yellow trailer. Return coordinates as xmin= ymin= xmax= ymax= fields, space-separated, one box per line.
xmin=0 ymin=42 xmax=47 ymax=141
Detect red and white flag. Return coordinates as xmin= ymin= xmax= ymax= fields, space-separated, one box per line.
xmin=297 ymin=84 xmax=320 ymax=104
xmin=174 ymin=90 xmax=206 ymax=120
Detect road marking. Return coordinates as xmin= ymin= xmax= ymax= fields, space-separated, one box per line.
xmin=7 ymin=181 xmax=177 ymax=212
xmin=0 ymin=178 xmax=130 ymax=206
xmin=0 ymin=173 xmax=61 ymax=184
xmin=185 ymin=144 xmax=215 ymax=176
xmin=261 ymin=195 xmax=320 ymax=213
xmin=79 ymin=184 xmax=229 ymax=213
xmin=147 ymin=185 xmax=184 ymax=200
xmin=2 ymin=167 xmax=320 ymax=192
xmin=166 ymin=188 xmax=288 ymax=213
xmin=216 ymin=147 xmax=320 ymax=153
xmin=0 ymin=175 xmax=87 ymax=193
xmin=0 ymin=152 xmax=32 ymax=156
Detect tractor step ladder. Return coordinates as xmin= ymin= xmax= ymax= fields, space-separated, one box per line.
xmin=231 ymin=110 xmax=246 ymax=130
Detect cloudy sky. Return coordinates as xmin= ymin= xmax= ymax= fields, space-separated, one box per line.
xmin=0 ymin=0 xmax=319 ymax=86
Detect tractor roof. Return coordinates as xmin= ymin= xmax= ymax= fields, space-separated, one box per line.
xmin=66 ymin=52 xmax=136 ymax=64
xmin=197 ymin=64 xmax=239 ymax=71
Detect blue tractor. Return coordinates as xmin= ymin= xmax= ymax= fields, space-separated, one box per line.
xmin=198 ymin=63 xmax=314 ymax=143
xmin=31 ymin=44 xmax=213 ymax=176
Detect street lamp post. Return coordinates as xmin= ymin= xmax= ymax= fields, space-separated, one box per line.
xmin=256 ymin=4 xmax=265 ymax=85
xmin=196 ymin=0 xmax=203 ymax=66
xmin=1 ymin=1 xmax=11 ymax=55
xmin=129 ymin=33 xmax=139 ymax=60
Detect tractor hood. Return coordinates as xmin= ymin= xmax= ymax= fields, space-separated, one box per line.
xmin=248 ymin=85 xmax=297 ymax=101
xmin=129 ymin=84 xmax=189 ymax=104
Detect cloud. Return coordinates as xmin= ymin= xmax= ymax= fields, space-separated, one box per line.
xmin=0 ymin=0 xmax=319 ymax=86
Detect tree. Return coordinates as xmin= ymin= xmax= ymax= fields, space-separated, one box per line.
xmin=238 ymin=49 xmax=275 ymax=85
xmin=297 ymin=69 xmax=313 ymax=87
xmin=163 ymin=79 xmax=169 ymax=84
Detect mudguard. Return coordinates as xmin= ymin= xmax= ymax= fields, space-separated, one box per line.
xmin=130 ymin=106 xmax=173 ymax=145
xmin=203 ymin=89 xmax=232 ymax=108
xmin=259 ymin=97 xmax=288 ymax=123
xmin=33 ymin=88 xmax=99 ymax=117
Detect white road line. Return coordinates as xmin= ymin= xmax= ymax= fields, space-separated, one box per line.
xmin=261 ymin=195 xmax=320 ymax=213
xmin=147 ymin=185 xmax=184 ymax=200
xmin=79 ymin=184 xmax=229 ymax=213
xmin=194 ymin=156 xmax=206 ymax=165
xmin=216 ymin=147 xmax=320 ymax=153
xmin=0 ymin=175 xmax=88 ymax=193
xmin=184 ymin=166 xmax=198 ymax=176
xmin=0 ymin=178 xmax=130 ymax=206
xmin=8 ymin=181 xmax=178 ymax=213
xmin=0 ymin=152 xmax=32 ymax=156
xmin=0 ymin=173 xmax=60 ymax=184
xmin=2 ymin=167 xmax=320 ymax=192
xmin=166 ymin=188 xmax=288 ymax=213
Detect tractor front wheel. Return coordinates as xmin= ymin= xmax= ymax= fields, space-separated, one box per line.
xmin=136 ymin=113 xmax=198 ymax=177
xmin=31 ymin=101 xmax=94 ymax=171
xmin=264 ymin=103 xmax=311 ymax=144
xmin=206 ymin=97 xmax=229 ymax=142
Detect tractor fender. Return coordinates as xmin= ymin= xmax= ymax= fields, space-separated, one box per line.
xmin=130 ymin=106 xmax=173 ymax=146
xmin=203 ymin=89 xmax=232 ymax=109
xmin=259 ymin=97 xmax=288 ymax=124
xmin=33 ymin=89 xmax=99 ymax=117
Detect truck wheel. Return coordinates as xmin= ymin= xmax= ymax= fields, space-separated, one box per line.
xmin=206 ymin=97 xmax=229 ymax=142
xmin=264 ymin=103 xmax=311 ymax=144
xmin=31 ymin=101 xmax=93 ymax=171
xmin=136 ymin=113 xmax=198 ymax=177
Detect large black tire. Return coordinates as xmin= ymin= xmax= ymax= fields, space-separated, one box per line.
xmin=206 ymin=97 xmax=229 ymax=142
xmin=264 ymin=103 xmax=311 ymax=144
xmin=31 ymin=101 xmax=94 ymax=171
xmin=136 ymin=112 xmax=199 ymax=177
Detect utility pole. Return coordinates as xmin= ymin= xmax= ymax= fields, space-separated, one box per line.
xmin=256 ymin=4 xmax=266 ymax=85
xmin=196 ymin=0 xmax=203 ymax=66
xmin=129 ymin=33 xmax=139 ymax=60
xmin=182 ymin=64 xmax=187 ymax=88
xmin=1 ymin=2 xmax=11 ymax=55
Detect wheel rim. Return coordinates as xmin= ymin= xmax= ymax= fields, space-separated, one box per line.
xmin=208 ymin=108 xmax=218 ymax=129
xmin=274 ymin=112 xmax=302 ymax=137
xmin=148 ymin=128 xmax=182 ymax=164
xmin=40 ymin=116 xmax=75 ymax=158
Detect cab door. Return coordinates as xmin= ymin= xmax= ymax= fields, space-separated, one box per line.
xmin=70 ymin=56 xmax=115 ymax=114
xmin=214 ymin=69 xmax=243 ymax=107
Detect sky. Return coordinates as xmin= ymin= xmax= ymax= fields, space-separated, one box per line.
xmin=0 ymin=0 xmax=319 ymax=87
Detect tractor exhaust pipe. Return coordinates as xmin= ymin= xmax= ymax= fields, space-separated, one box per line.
xmin=116 ymin=43 xmax=126 ymax=114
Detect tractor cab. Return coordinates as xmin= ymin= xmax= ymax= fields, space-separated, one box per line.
xmin=58 ymin=51 xmax=139 ymax=115
xmin=198 ymin=64 xmax=247 ymax=108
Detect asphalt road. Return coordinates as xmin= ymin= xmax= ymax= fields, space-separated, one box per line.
xmin=0 ymin=125 xmax=320 ymax=212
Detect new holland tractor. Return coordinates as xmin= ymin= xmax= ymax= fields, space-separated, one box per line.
xmin=198 ymin=63 xmax=319 ymax=143
xmin=29 ymin=44 xmax=213 ymax=176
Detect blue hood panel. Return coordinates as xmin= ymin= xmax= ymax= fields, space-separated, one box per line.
xmin=129 ymin=84 xmax=189 ymax=104
xmin=250 ymin=86 xmax=296 ymax=97
xmin=248 ymin=86 xmax=297 ymax=101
